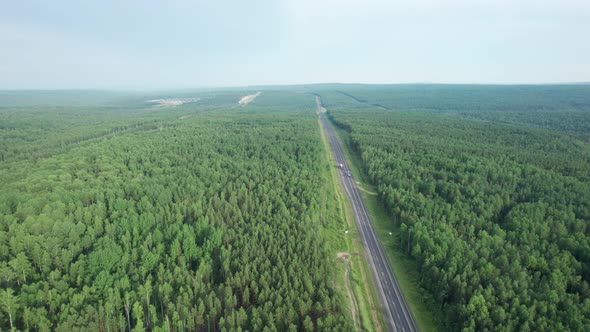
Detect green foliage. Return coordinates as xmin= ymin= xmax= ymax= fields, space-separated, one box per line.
xmin=318 ymin=84 xmax=590 ymax=331
xmin=318 ymin=84 xmax=590 ymax=140
xmin=0 ymin=91 xmax=352 ymax=331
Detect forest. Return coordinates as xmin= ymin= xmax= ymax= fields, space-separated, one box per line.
xmin=0 ymin=91 xmax=353 ymax=331
xmin=2 ymin=84 xmax=589 ymax=332
xmin=318 ymin=84 xmax=590 ymax=331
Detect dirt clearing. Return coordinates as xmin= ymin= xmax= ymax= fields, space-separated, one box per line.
xmin=316 ymin=96 xmax=327 ymax=114
xmin=147 ymin=98 xmax=200 ymax=107
xmin=239 ymin=92 xmax=261 ymax=105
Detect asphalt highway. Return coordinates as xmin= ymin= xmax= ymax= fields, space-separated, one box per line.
xmin=318 ymin=101 xmax=417 ymax=332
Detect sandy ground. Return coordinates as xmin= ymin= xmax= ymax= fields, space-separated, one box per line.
xmin=147 ymin=98 xmax=200 ymax=107
xmin=337 ymin=252 xmax=352 ymax=260
xmin=316 ymin=96 xmax=327 ymax=114
xmin=239 ymin=92 xmax=261 ymax=105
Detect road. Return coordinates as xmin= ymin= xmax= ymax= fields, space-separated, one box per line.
xmin=317 ymin=97 xmax=417 ymax=332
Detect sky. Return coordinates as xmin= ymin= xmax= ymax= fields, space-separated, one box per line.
xmin=1 ymin=0 xmax=589 ymax=89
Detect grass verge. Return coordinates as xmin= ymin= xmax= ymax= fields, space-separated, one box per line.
xmin=317 ymin=117 xmax=386 ymax=331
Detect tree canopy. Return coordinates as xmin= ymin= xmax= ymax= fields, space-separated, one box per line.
xmin=319 ymin=84 xmax=590 ymax=331
xmin=0 ymin=91 xmax=352 ymax=331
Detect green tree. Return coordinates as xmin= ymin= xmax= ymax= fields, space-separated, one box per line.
xmin=0 ymin=289 xmax=18 ymax=330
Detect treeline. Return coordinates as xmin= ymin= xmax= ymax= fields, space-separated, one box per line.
xmin=0 ymin=90 xmax=245 ymax=164
xmin=0 ymin=94 xmax=352 ymax=331
xmin=322 ymin=86 xmax=590 ymax=331
xmin=318 ymin=84 xmax=590 ymax=140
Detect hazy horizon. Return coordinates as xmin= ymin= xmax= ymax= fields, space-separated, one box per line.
xmin=2 ymin=82 xmax=590 ymax=93
xmin=2 ymin=0 xmax=589 ymax=89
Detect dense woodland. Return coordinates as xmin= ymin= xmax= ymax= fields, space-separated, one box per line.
xmin=2 ymin=85 xmax=589 ymax=332
xmin=319 ymin=85 xmax=590 ymax=331
xmin=0 ymin=91 xmax=352 ymax=331
xmin=315 ymin=84 xmax=590 ymax=141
